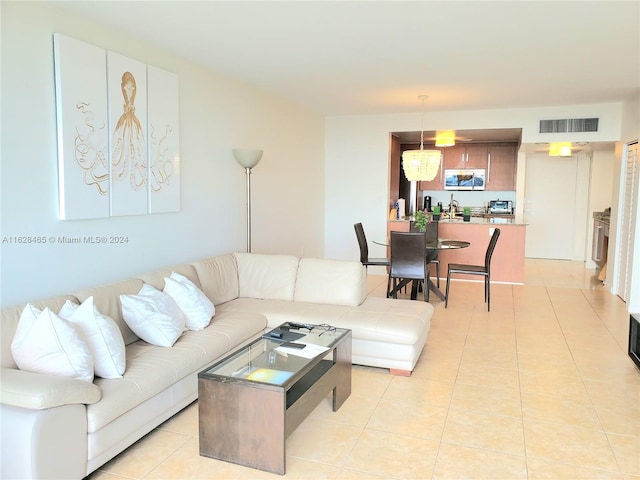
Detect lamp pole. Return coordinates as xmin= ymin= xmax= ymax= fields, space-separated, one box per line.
xmin=233 ymin=149 xmax=263 ymax=253
xmin=243 ymin=166 xmax=253 ymax=253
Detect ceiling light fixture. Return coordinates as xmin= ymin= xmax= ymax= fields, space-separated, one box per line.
xmin=402 ymin=95 xmax=442 ymax=182
xmin=435 ymin=130 xmax=456 ymax=147
xmin=548 ymin=142 xmax=572 ymax=157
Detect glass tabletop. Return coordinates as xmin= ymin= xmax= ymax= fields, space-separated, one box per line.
xmin=376 ymin=237 xmax=470 ymax=251
xmin=199 ymin=324 xmax=349 ymax=387
xmin=426 ymin=238 xmax=471 ymax=250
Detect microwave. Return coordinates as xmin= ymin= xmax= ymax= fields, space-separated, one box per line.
xmin=444 ymin=169 xmax=486 ymax=190
xmin=489 ymin=200 xmax=513 ymax=214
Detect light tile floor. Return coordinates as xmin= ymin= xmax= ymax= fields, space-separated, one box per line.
xmin=88 ymin=259 xmax=640 ymax=480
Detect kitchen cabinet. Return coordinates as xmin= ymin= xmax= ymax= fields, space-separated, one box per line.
xmin=592 ymin=219 xmax=609 ymax=268
xmin=444 ymin=143 xmax=488 ymax=169
xmin=486 ymin=143 xmax=517 ymax=190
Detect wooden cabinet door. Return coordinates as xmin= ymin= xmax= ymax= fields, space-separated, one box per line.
xmin=443 ymin=145 xmax=467 ymax=169
xmin=464 ymin=144 xmax=488 ymax=168
xmin=487 ymin=143 xmax=517 ymax=190
xmin=443 ymin=144 xmax=487 ymax=169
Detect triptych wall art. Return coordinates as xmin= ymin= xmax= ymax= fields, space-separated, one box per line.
xmin=53 ymin=33 xmax=180 ymax=220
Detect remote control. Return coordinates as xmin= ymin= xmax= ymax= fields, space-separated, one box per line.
xmin=268 ymin=331 xmax=283 ymax=339
xmin=281 ymin=342 xmax=306 ymax=349
xmin=287 ymin=322 xmax=313 ymax=330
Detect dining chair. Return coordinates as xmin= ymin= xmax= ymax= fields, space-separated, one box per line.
xmin=354 ymin=223 xmax=390 ymax=269
xmin=410 ymin=220 xmax=440 ymax=288
xmin=445 ymin=228 xmax=500 ymax=311
xmin=387 ymin=231 xmax=430 ymax=302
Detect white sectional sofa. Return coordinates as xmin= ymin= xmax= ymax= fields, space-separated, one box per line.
xmin=0 ymin=252 xmax=433 ymax=479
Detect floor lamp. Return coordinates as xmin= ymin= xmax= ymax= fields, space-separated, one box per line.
xmin=233 ymin=148 xmax=263 ymax=253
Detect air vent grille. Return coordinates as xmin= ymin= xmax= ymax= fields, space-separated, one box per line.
xmin=539 ymin=118 xmax=599 ymax=133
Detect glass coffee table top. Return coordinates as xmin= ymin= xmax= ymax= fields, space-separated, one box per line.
xmin=199 ymin=323 xmax=349 ymax=387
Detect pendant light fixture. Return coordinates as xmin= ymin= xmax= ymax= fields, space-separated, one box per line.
xmin=435 ymin=130 xmax=456 ymax=147
xmin=402 ymin=95 xmax=442 ymax=182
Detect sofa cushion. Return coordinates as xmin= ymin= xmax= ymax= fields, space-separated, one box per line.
xmin=86 ymin=310 xmax=267 ymax=433
xmin=191 ymin=254 xmax=239 ymax=305
xmin=73 ymin=279 xmax=144 ymax=346
xmin=164 ymin=272 xmax=215 ymax=331
xmin=217 ymin=296 xmax=432 ymax=346
xmin=11 ymin=304 xmax=94 ymax=382
xmin=59 ymin=298 xmax=126 ymax=379
xmin=235 ymin=253 xmax=299 ymax=301
xmin=136 ymin=263 xmax=202 ymax=292
xmin=294 ymin=258 xmax=367 ymax=306
xmin=120 ymin=285 xmax=186 ymax=347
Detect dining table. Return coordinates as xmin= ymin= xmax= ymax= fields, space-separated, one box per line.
xmin=379 ymin=237 xmax=471 ymax=301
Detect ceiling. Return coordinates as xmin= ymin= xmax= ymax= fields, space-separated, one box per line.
xmin=50 ymin=1 xmax=639 ymax=118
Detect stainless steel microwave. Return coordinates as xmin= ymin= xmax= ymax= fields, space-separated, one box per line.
xmin=444 ymin=169 xmax=486 ymax=190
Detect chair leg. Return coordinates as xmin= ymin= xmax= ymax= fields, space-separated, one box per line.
xmin=487 ymin=276 xmax=491 ymax=311
xmin=435 ymin=262 xmax=440 ymax=288
xmin=386 ymin=276 xmax=392 ymax=298
xmin=484 ymin=276 xmax=488 ymax=302
xmin=425 ymin=272 xmax=430 ymax=302
xmin=445 ymin=272 xmax=451 ymax=308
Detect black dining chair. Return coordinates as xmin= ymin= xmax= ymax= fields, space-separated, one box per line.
xmin=410 ymin=220 xmax=440 ymax=288
xmin=387 ymin=231 xmax=430 ymax=302
xmin=354 ymin=223 xmax=390 ymax=269
xmin=445 ymin=228 xmax=500 ymax=311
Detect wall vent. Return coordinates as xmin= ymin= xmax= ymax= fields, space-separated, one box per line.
xmin=539 ymin=117 xmax=599 ymax=134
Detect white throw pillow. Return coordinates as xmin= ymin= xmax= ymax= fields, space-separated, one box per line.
xmin=163 ymin=272 xmax=215 ymax=331
xmin=59 ymin=297 xmax=126 ymax=378
xmin=11 ymin=304 xmax=94 ymax=382
xmin=120 ymin=284 xmax=186 ymax=347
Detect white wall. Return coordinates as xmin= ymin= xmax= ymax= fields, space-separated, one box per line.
xmin=0 ymin=3 xmax=325 ymax=307
xmin=585 ymin=150 xmax=615 ymax=269
xmin=325 ymin=104 xmax=623 ymax=264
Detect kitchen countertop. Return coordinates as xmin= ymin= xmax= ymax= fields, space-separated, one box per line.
xmin=389 ymin=216 xmax=528 ymax=226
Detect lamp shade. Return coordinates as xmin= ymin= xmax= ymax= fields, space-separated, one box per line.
xmin=435 ymin=130 xmax=455 ymax=147
xmin=233 ymin=148 xmax=263 ymax=169
xmin=402 ymin=149 xmax=441 ymax=181
xmin=549 ymin=142 xmax=572 ymax=157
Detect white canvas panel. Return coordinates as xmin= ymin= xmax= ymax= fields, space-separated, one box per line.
xmin=147 ymin=66 xmax=180 ymax=214
xmin=53 ymin=33 xmax=109 ymax=220
xmin=108 ymin=52 xmax=148 ymax=217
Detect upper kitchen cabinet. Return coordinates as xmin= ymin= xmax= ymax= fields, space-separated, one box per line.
xmin=443 ymin=144 xmax=488 ymax=169
xmin=486 ymin=143 xmax=518 ymax=191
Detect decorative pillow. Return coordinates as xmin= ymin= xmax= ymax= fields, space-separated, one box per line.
xmin=59 ymin=297 xmax=126 ymax=378
xmin=11 ymin=304 xmax=94 ymax=382
xmin=120 ymin=284 xmax=186 ymax=347
xmin=163 ymin=272 xmax=215 ymax=331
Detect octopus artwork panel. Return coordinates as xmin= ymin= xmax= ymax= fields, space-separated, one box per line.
xmin=53 ymin=33 xmax=110 ymax=220
xmin=53 ymin=33 xmax=181 ymax=220
xmin=148 ymin=65 xmax=180 ymax=214
xmin=107 ymin=51 xmax=148 ymax=217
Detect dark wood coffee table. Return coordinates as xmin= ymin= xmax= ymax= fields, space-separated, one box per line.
xmin=198 ymin=324 xmax=352 ymax=475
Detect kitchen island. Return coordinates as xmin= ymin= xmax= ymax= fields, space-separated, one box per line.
xmin=388 ymin=216 xmax=527 ymax=284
